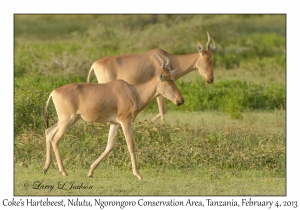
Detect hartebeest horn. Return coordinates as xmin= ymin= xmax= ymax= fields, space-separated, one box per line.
xmin=206 ymin=31 xmax=216 ymax=51
xmin=160 ymin=54 xmax=171 ymax=69
xmin=156 ymin=54 xmax=177 ymax=76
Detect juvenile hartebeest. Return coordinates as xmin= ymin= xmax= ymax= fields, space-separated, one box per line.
xmin=43 ymin=54 xmax=184 ymax=179
xmin=87 ymin=32 xmax=216 ymax=122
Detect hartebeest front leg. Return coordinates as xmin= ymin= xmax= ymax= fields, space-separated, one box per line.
xmin=151 ymin=95 xmax=167 ymax=123
xmin=88 ymin=123 xmax=120 ymax=177
xmin=120 ymin=121 xmax=142 ymax=180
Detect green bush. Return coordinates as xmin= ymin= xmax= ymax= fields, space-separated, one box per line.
xmin=144 ymin=80 xmax=286 ymax=118
xmin=14 ymin=77 xmax=46 ymax=136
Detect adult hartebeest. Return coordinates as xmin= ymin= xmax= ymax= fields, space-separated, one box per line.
xmin=87 ymin=32 xmax=216 ymax=122
xmin=43 ymin=54 xmax=184 ymax=179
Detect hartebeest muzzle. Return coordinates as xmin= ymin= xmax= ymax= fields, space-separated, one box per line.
xmin=176 ymin=97 xmax=185 ymax=106
xmin=207 ymin=77 xmax=214 ymax=84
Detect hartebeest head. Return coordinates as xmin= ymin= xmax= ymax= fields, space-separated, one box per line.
xmin=155 ymin=54 xmax=184 ymax=106
xmin=196 ymin=31 xmax=216 ymax=84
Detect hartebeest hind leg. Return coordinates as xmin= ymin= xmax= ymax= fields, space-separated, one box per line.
xmin=151 ymin=95 xmax=167 ymax=123
xmin=44 ymin=123 xmax=68 ymax=176
xmin=44 ymin=123 xmax=58 ymax=174
xmin=44 ymin=115 xmax=79 ymax=176
xmin=120 ymin=121 xmax=142 ymax=180
xmin=88 ymin=123 xmax=120 ymax=177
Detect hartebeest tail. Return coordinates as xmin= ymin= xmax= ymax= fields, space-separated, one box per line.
xmin=86 ymin=64 xmax=94 ymax=83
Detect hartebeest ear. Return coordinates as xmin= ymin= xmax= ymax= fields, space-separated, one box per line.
xmin=171 ymin=68 xmax=177 ymax=77
xmin=197 ymin=41 xmax=204 ymax=53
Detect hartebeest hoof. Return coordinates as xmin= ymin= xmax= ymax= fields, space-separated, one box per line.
xmin=135 ymin=173 xmax=143 ymax=180
xmin=87 ymin=172 xmax=93 ymax=178
xmin=61 ymin=171 xmax=68 ymax=176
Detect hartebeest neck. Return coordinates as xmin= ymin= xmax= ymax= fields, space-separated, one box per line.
xmin=134 ymin=76 xmax=160 ymax=111
xmin=171 ymin=53 xmax=200 ymax=80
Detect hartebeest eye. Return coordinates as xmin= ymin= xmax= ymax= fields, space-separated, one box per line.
xmin=159 ymin=74 xmax=164 ymax=81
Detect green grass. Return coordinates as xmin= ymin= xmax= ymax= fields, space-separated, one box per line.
xmin=15 ymin=111 xmax=285 ymax=172
xmin=15 ymin=166 xmax=285 ymax=196
xmin=14 ymin=110 xmax=286 ymax=195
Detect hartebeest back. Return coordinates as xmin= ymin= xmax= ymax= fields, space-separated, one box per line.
xmin=87 ymin=32 xmax=216 ymax=122
xmin=43 ymin=54 xmax=184 ymax=179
